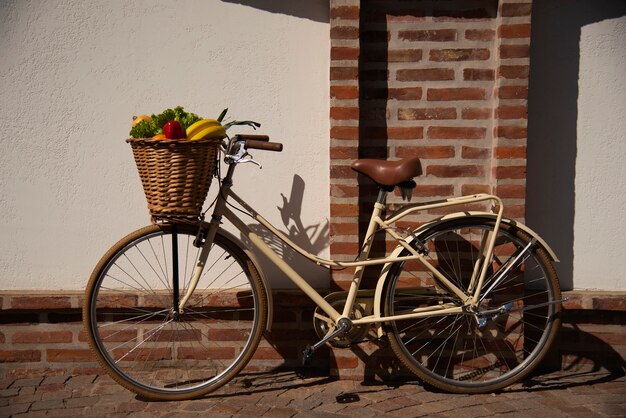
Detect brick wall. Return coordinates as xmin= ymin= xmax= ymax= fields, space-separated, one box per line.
xmin=330 ymin=0 xmax=531 ymax=290
xmin=0 ymin=291 xmax=326 ymax=379
xmin=1 ymin=291 xmax=624 ymax=382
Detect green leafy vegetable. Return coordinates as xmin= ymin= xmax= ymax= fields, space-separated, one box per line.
xmin=129 ymin=106 xmax=201 ymax=138
xmin=128 ymin=106 xmax=259 ymax=138
xmin=129 ymin=119 xmax=159 ymax=138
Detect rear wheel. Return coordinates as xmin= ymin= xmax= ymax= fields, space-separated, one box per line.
xmin=384 ymin=217 xmax=561 ymax=393
xmin=83 ymin=223 xmax=267 ymax=400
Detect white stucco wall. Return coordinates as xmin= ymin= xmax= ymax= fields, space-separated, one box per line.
xmin=0 ymin=0 xmax=330 ymax=290
xmin=574 ymin=16 xmax=626 ymax=290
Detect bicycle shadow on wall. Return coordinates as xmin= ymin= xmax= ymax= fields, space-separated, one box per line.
xmin=242 ymin=174 xmax=330 ymax=289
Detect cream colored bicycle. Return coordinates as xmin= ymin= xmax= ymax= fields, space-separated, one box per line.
xmin=84 ymin=134 xmax=562 ymax=400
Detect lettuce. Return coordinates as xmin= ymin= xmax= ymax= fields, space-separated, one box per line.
xmin=129 ymin=106 xmax=202 ymax=138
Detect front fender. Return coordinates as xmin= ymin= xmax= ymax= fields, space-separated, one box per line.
xmin=372 ymin=212 xmax=558 ymax=337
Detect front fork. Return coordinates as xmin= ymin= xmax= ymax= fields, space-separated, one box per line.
xmin=176 ymin=164 xmax=236 ymax=313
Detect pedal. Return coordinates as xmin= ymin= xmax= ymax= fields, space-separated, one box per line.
xmin=302 ymin=346 xmax=314 ymax=366
xmin=302 ymin=317 xmax=352 ymax=365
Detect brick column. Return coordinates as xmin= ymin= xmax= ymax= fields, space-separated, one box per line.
xmin=493 ymin=0 xmax=533 ymax=219
xmin=328 ymin=0 xmax=534 ymax=379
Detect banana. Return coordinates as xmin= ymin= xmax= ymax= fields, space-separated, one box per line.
xmin=190 ymin=125 xmax=226 ymax=140
xmin=186 ymin=119 xmax=226 ymax=140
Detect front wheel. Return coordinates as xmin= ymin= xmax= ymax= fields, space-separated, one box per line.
xmin=384 ymin=217 xmax=561 ymax=393
xmin=83 ymin=223 xmax=268 ymax=401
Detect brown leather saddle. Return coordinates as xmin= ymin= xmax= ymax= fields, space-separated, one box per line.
xmin=351 ymin=157 xmax=422 ymax=190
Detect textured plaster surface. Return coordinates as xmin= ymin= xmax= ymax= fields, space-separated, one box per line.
xmin=0 ymin=0 xmax=330 ymax=289
xmin=574 ymin=16 xmax=626 ymax=290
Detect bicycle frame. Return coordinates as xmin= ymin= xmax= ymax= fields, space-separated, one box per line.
xmin=178 ymin=159 xmax=509 ymax=333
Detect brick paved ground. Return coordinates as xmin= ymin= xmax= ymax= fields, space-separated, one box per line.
xmin=1 ymin=364 xmax=625 ymax=417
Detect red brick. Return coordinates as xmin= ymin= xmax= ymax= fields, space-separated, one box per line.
xmin=496 ymin=184 xmax=526 ymax=199
xmin=354 ymin=126 xmax=424 ymax=140
xmin=331 ymin=353 xmax=359 ymax=369
xmin=331 ymin=126 xmax=358 ymax=140
xmin=0 ymin=350 xmax=41 ymax=362
xmin=330 ymin=166 xmax=357 ymax=180
xmin=12 ymin=331 xmax=73 ymax=344
xmin=462 ymin=184 xmax=491 ymax=195
xmin=495 ymin=146 xmax=526 ymax=159
xmin=330 ymin=67 xmax=358 ymax=80
xmin=331 ymin=107 xmax=359 ymax=120
xmin=331 ymin=47 xmax=359 ymax=61
xmin=500 ymin=44 xmax=530 ymax=59
xmin=10 ymin=296 xmax=71 ymax=310
xmin=46 ymin=349 xmax=94 ymax=363
xmin=330 ymin=241 xmax=360 ymax=255
xmin=462 ymin=107 xmax=492 ymax=120
xmin=330 ymin=146 xmax=358 ymax=159
xmin=499 ymin=85 xmax=528 ymax=99
xmin=331 ymin=5 xmax=359 ymax=20
xmin=331 ymin=85 xmax=358 ymax=100
xmin=331 ymin=26 xmax=359 ymax=39
xmin=462 ymin=146 xmax=489 ymax=159
xmin=494 ymin=165 xmax=526 ymax=179
xmin=398 ymin=29 xmax=457 ymax=42
xmin=496 ymin=125 xmax=527 ymax=139
xmin=502 ymin=3 xmax=532 ymax=17
xmin=412 ymin=184 xmax=455 ymax=197
xmin=388 ymin=87 xmax=422 ymax=100
xmin=500 ymin=24 xmax=531 ymax=39
xmin=430 ymin=48 xmax=490 ymax=61
xmin=386 ymin=127 xmax=424 ymax=139
xmin=428 ymin=126 xmax=486 ymax=140
xmin=387 ymin=49 xmax=423 ymax=62
xmin=398 ymin=107 xmax=456 ymax=120
xmin=179 ymin=347 xmax=233 ymax=360
xmin=146 ymin=329 xmax=201 ymax=342
xmin=465 ymin=29 xmax=495 ymax=41
xmin=427 ymin=87 xmax=486 ymax=101
xmin=427 ymin=165 xmax=484 ymax=178
xmin=330 ymin=204 xmax=358 ymax=217
xmin=207 ymin=328 xmax=249 ymax=341
xmin=497 ymin=105 xmax=528 ymax=120
xmin=396 ymin=68 xmax=455 ymax=81
xmin=504 ymin=204 xmax=525 ymax=219
xmin=397 ymin=146 xmax=455 ymax=159
xmin=499 ymin=65 xmax=530 ymax=79
xmin=464 ymin=68 xmax=495 ymax=81
xmin=330 ymin=222 xmax=359 ymax=235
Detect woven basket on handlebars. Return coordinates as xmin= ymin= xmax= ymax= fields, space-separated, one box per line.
xmin=126 ymin=137 xmax=221 ymax=223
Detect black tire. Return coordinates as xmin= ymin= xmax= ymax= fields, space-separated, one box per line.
xmin=384 ymin=216 xmax=561 ymax=393
xmin=83 ymin=223 xmax=268 ymax=401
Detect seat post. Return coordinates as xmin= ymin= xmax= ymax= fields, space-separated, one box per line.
xmin=376 ymin=187 xmax=388 ymax=205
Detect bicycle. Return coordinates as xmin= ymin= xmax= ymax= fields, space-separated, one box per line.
xmin=83 ymin=134 xmax=563 ymax=400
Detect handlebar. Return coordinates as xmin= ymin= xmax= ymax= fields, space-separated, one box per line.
xmin=232 ymin=134 xmax=283 ymax=152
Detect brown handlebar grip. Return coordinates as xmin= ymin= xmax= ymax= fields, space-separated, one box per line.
xmin=235 ymin=134 xmax=270 ymax=142
xmin=245 ymin=139 xmax=283 ymax=152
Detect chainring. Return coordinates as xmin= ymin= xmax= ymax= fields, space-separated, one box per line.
xmin=313 ymin=292 xmax=370 ymax=348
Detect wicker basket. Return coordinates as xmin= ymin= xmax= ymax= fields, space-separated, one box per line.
xmin=127 ymin=137 xmax=221 ymax=223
